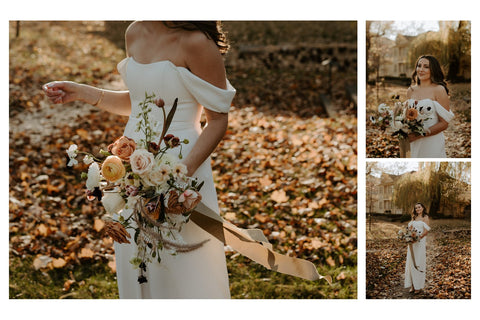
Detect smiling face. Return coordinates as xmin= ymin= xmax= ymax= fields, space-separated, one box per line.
xmin=416 ymin=58 xmax=431 ymax=83
xmin=415 ymin=203 xmax=424 ymax=215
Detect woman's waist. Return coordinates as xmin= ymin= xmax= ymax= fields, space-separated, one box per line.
xmin=125 ymin=116 xmax=201 ymax=131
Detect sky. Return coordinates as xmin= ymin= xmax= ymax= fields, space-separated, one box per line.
xmin=374 ymin=20 xmax=441 ymax=40
xmin=369 ymin=161 xmax=419 ymax=177
xmin=393 ymin=20 xmax=440 ymax=36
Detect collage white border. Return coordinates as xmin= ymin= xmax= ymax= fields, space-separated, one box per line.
xmin=3 ymin=0 xmax=477 ymax=318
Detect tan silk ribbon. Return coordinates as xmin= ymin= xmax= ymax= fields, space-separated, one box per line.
xmin=191 ymin=202 xmax=332 ymax=284
xmin=408 ymin=243 xmax=423 ymax=273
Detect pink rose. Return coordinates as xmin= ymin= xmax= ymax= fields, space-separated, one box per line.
xmin=129 ymin=149 xmax=154 ymax=175
xmin=178 ymin=189 xmax=202 ymax=211
xmin=108 ymin=136 xmax=136 ymax=161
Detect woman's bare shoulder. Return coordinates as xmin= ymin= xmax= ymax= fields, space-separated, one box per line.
xmin=181 ymin=30 xmax=226 ymax=88
xmin=181 ymin=30 xmax=218 ymax=54
xmin=407 ymin=85 xmax=417 ymax=97
xmin=124 ymin=22 xmax=142 ymax=47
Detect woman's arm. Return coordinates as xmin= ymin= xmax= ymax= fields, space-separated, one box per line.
xmin=420 ymin=229 xmax=429 ymax=239
xmin=180 ymin=31 xmax=229 ymax=176
xmin=43 ymin=81 xmax=132 ymax=116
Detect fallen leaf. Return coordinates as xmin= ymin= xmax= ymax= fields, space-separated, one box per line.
xmin=94 ymin=218 xmax=105 ymax=232
xmin=78 ymin=248 xmax=94 ymax=259
xmin=271 ymin=190 xmax=288 ymax=203
xmin=52 ymin=258 xmax=67 ymax=268
xmin=33 ymin=255 xmax=52 ymax=270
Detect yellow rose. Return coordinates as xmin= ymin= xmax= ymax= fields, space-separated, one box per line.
xmin=101 ymin=155 xmax=126 ymax=182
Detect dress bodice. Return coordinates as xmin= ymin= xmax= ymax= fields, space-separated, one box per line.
xmin=408 ymin=220 xmax=430 ymax=235
xmin=405 ymin=98 xmax=454 ymax=128
xmin=117 ymin=57 xmax=236 ymax=143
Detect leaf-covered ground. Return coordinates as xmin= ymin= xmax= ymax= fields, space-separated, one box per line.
xmin=366 ymin=219 xmax=471 ymax=299
xmin=9 ymin=21 xmax=357 ymax=298
xmin=366 ymin=83 xmax=471 ymax=158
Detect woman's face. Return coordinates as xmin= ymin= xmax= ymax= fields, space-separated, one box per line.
xmin=416 ymin=58 xmax=431 ymax=82
xmin=415 ymin=204 xmax=423 ymax=215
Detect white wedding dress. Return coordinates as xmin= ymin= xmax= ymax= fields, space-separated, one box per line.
xmin=408 ymin=98 xmax=454 ymax=158
xmin=113 ymin=57 xmax=235 ymax=298
xmin=404 ymin=220 xmax=431 ymax=290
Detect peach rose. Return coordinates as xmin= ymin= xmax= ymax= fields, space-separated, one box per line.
xmin=108 ymin=136 xmax=136 ymax=161
xmin=129 ymin=149 xmax=154 ymax=175
xmin=101 ymin=155 xmax=126 ymax=182
xmin=406 ymin=108 xmax=419 ymax=121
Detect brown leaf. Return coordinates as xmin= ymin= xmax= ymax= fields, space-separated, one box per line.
xmin=259 ymin=175 xmax=272 ymax=187
xmin=93 ymin=218 xmax=105 ymax=232
xmin=78 ymin=247 xmax=94 ymax=259
xmin=52 ymin=258 xmax=67 ymax=268
xmin=271 ymin=190 xmax=288 ymax=203
xmin=326 ymin=256 xmax=335 ymax=267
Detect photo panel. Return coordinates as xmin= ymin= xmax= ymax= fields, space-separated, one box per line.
xmin=365 ymin=21 xmax=471 ymax=159
xmin=365 ymin=160 xmax=471 ymax=299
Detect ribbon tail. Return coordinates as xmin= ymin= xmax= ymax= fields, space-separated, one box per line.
xmin=191 ymin=202 xmax=332 ymax=284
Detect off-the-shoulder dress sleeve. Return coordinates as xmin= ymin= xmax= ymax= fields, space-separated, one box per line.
xmin=422 ymin=221 xmax=431 ymax=231
xmin=176 ymin=67 xmax=236 ymax=113
xmin=433 ymin=100 xmax=454 ymax=123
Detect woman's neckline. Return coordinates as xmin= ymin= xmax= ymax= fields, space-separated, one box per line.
xmin=408 ymin=98 xmax=434 ymax=102
xmin=128 ymin=56 xmax=188 ymax=70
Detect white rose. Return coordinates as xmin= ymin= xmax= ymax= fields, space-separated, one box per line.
xmin=86 ymin=162 xmax=101 ymax=190
xmin=129 ymin=149 xmax=154 ymax=175
xmin=101 ymin=192 xmax=126 ymax=214
xmin=378 ymin=103 xmax=389 ymax=113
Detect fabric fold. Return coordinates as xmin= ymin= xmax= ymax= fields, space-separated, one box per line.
xmin=190 ymin=202 xmax=332 ymax=283
xmin=432 ymin=100 xmax=454 ymax=123
xmin=176 ymin=68 xmax=236 ymax=114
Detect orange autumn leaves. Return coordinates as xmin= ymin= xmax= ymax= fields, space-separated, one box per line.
xmin=213 ymin=107 xmax=357 ymax=266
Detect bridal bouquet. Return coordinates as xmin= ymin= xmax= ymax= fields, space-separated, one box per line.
xmin=66 ymin=93 xmax=206 ymax=283
xmin=370 ymin=96 xmax=430 ymax=139
xmin=369 ymin=95 xmax=400 ymax=131
xmin=390 ymin=100 xmax=430 ymax=139
xmin=397 ymin=226 xmax=420 ymax=244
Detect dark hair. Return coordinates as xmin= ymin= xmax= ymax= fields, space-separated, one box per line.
xmin=411 ymin=55 xmax=449 ymax=94
xmin=163 ymin=21 xmax=229 ymax=55
xmin=412 ymin=202 xmax=428 ymax=220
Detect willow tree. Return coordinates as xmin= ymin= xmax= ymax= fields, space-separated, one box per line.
xmin=408 ymin=21 xmax=471 ymax=82
xmin=393 ymin=162 xmax=471 ymax=217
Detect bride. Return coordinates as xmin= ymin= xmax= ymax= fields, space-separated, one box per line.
xmin=44 ymin=21 xmax=235 ymax=298
xmin=43 ymin=21 xmax=328 ymax=299
xmin=406 ymin=55 xmax=454 ymax=158
xmin=404 ymin=202 xmax=430 ymax=294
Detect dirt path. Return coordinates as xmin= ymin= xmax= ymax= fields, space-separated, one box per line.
xmin=366 ymin=219 xmax=471 ymax=299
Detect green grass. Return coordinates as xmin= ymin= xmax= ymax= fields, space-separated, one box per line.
xmin=9 ymin=255 xmax=119 ymax=299
xmin=9 ymin=254 xmax=356 ymax=299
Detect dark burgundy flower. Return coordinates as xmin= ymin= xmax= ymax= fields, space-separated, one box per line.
xmin=137 ymin=275 xmax=148 ymax=284
xmin=163 ymin=134 xmax=174 ymax=143
xmin=86 ymin=187 xmax=102 ymax=201
xmin=155 ymin=98 xmax=165 ymax=108
xmin=169 ymin=136 xmax=180 ymax=148
xmin=148 ymin=141 xmax=160 ymax=153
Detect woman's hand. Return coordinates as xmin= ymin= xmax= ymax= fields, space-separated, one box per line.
xmin=408 ymin=133 xmax=423 ymax=142
xmin=42 ymin=81 xmax=83 ymax=105
xmin=43 ymin=81 xmax=132 ymax=116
